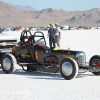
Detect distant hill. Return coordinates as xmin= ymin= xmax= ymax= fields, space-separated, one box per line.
xmin=63 ymin=8 xmax=100 ymax=26
xmin=0 ymin=1 xmax=100 ymax=27
xmin=9 ymin=3 xmax=38 ymax=11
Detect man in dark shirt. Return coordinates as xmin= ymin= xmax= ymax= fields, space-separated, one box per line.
xmin=47 ymin=23 xmax=56 ymax=49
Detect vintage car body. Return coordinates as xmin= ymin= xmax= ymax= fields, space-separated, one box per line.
xmin=1 ymin=31 xmax=100 ymax=80
xmin=17 ymin=42 xmax=86 ymax=73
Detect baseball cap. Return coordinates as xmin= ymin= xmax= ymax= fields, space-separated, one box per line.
xmin=55 ymin=22 xmax=59 ymax=26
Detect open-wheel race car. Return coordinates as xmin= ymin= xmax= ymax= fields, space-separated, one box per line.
xmin=1 ymin=31 xmax=100 ymax=80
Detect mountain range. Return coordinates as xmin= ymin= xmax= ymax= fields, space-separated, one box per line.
xmin=0 ymin=1 xmax=100 ymax=28
xmin=9 ymin=3 xmax=38 ymax=11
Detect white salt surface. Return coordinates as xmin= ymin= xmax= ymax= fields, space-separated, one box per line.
xmin=0 ymin=30 xmax=100 ymax=100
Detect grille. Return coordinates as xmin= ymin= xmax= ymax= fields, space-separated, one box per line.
xmin=0 ymin=39 xmax=17 ymax=50
xmin=76 ymin=52 xmax=86 ymax=67
xmin=0 ymin=45 xmax=15 ymax=49
xmin=0 ymin=40 xmax=17 ymax=43
xmin=78 ymin=55 xmax=85 ymax=66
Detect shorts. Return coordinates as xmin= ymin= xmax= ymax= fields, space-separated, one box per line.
xmin=55 ymin=35 xmax=60 ymax=43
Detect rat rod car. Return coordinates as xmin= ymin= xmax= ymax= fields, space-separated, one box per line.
xmin=1 ymin=31 xmax=100 ymax=80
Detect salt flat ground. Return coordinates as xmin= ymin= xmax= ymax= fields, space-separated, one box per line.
xmin=0 ymin=29 xmax=100 ymax=100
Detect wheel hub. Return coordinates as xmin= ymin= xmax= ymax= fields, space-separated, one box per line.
xmin=3 ymin=58 xmax=11 ymax=70
xmin=62 ymin=62 xmax=73 ymax=76
xmin=92 ymin=59 xmax=100 ymax=67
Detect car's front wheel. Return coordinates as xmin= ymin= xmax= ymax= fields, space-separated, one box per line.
xmin=1 ymin=54 xmax=17 ymax=74
xmin=60 ymin=58 xmax=78 ymax=80
xmin=89 ymin=56 xmax=100 ymax=75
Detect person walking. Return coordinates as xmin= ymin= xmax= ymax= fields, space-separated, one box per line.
xmin=47 ymin=23 xmax=56 ymax=49
xmin=55 ymin=23 xmax=61 ymax=48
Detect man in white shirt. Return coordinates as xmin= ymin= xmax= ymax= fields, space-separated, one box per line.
xmin=55 ymin=23 xmax=61 ymax=48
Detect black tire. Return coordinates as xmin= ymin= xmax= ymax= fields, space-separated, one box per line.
xmin=22 ymin=65 xmax=36 ymax=72
xmin=27 ymin=66 xmax=36 ymax=72
xmin=60 ymin=58 xmax=78 ymax=80
xmin=89 ymin=56 xmax=100 ymax=75
xmin=1 ymin=54 xmax=17 ymax=74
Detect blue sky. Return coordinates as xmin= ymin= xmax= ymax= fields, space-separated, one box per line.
xmin=1 ymin=0 xmax=100 ymax=11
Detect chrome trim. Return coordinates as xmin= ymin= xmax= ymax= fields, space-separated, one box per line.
xmin=89 ymin=67 xmax=100 ymax=72
xmin=1 ymin=42 xmax=7 ymax=46
xmin=19 ymin=63 xmax=36 ymax=66
xmin=0 ymin=42 xmax=17 ymax=45
xmin=3 ymin=58 xmax=11 ymax=70
xmin=62 ymin=62 xmax=73 ymax=76
xmin=76 ymin=52 xmax=86 ymax=67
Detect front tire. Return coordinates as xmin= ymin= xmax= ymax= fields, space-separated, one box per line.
xmin=89 ymin=56 xmax=100 ymax=75
xmin=1 ymin=54 xmax=17 ymax=74
xmin=60 ymin=58 xmax=78 ymax=80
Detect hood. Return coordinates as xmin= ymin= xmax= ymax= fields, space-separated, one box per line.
xmin=51 ymin=49 xmax=85 ymax=55
xmin=0 ymin=33 xmax=17 ymax=40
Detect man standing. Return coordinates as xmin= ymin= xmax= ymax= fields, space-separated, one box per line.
xmin=47 ymin=23 xmax=56 ymax=49
xmin=55 ymin=23 xmax=61 ymax=48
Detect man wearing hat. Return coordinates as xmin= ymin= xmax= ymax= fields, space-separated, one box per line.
xmin=55 ymin=22 xmax=61 ymax=48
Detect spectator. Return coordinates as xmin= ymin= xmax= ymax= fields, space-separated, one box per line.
xmin=55 ymin=23 xmax=61 ymax=48
xmin=0 ymin=28 xmax=2 ymax=33
xmin=47 ymin=23 xmax=56 ymax=49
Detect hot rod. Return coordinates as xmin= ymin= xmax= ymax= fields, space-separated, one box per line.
xmin=1 ymin=31 xmax=100 ymax=80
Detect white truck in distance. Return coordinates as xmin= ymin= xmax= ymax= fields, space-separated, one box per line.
xmin=0 ymin=31 xmax=17 ymax=64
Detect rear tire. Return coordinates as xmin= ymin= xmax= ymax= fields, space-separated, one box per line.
xmin=60 ymin=58 xmax=78 ymax=80
xmin=1 ymin=54 xmax=17 ymax=74
xmin=89 ymin=56 xmax=100 ymax=75
xmin=27 ymin=66 xmax=36 ymax=72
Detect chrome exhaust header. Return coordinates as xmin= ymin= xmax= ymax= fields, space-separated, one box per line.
xmin=89 ymin=67 xmax=100 ymax=72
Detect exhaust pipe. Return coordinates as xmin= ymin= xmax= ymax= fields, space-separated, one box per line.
xmin=89 ymin=67 xmax=100 ymax=72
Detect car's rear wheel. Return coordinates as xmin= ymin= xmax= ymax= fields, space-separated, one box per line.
xmin=1 ymin=54 xmax=17 ymax=74
xmin=89 ymin=56 xmax=100 ymax=75
xmin=27 ymin=66 xmax=36 ymax=72
xmin=60 ymin=58 xmax=78 ymax=80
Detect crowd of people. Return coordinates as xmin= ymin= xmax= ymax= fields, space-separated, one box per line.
xmin=47 ymin=23 xmax=61 ymax=49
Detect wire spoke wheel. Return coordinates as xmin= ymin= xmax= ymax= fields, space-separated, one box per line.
xmin=89 ymin=56 xmax=100 ymax=75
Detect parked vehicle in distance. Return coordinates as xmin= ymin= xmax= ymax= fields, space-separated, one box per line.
xmin=97 ymin=26 xmax=100 ymax=29
xmin=43 ymin=27 xmax=50 ymax=31
xmin=91 ymin=26 xmax=97 ymax=30
xmin=69 ymin=27 xmax=75 ymax=30
xmin=29 ymin=27 xmax=37 ymax=31
xmin=60 ymin=26 xmax=69 ymax=30
xmin=10 ymin=27 xmax=15 ymax=31
xmin=5 ymin=28 xmax=10 ymax=31
xmin=13 ymin=27 xmax=22 ymax=31
xmin=37 ymin=27 xmax=45 ymax=31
